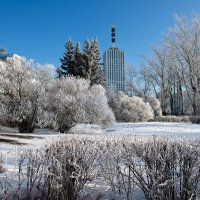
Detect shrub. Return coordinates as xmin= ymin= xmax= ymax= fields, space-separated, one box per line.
xmin=189 ymin=116 xmax=200 ymax=124
xmin=145 ymin=96 xmax=162 ymax=117
xmin=0 ymin=137 xmax=101 ymax=200
xmin=1 ymin=136 xmax=200 ymax=199
xmin=155 ymin=115 xmax=189 ymax=122
xmin=46 ymin=77 xmax=115 ymax=132
xmin=109 ymin=92 xmax=154 ymax=122
xmin=42 ymin=137 xmax=100 ymax=200
xmin=120 ymin=137 xmax=200 ymax=200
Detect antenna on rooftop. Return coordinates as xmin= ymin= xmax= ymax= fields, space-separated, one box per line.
xmin=111 ymin=24 xmax=115 ymax=48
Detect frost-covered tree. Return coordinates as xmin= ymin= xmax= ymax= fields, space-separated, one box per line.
xmin=145 ymin=96 xmax=162 ymax=117
xmin=141 ymin=14 xmax=200 ymax=116
xmin=109 ymin=92 xmax=154 ymax=122
xmin=0 ymin=55 xmax=55 ymax=133
xmin=47 ymin=77 xmax=115 ymax=132
xmin=164 ymin=14 xmax=200 ymax=115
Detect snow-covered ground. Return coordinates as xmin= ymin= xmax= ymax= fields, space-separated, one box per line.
xmin=106 ymin=122 xmax=200 ymax=138
xmin=0 ymin=122 xmax=200 ymax=170
xmin=1 ymin=122 xmax=200 ymax=148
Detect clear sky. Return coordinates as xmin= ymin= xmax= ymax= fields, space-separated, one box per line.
xmin=1 ymin=0 xmax=200 ymax=68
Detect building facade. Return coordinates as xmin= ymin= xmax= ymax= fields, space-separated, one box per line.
xmin=103 ymin=48 xmax=125 ymax=93
xmin=103 ymin=25 xmax=125 ymax=93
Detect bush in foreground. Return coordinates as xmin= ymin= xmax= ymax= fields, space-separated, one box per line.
xmin=1 ymin=136 xmax=200 ymax=199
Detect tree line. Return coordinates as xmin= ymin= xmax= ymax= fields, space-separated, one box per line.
xmin=0 ymin=55 xmax=114 ymax=133
xmin=57 ymin=38 xmax=104 ymax=86
xmin=126 ymin=14 xmax=200 ymax=116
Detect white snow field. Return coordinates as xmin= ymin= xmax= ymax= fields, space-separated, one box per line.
xmin=0 ymin=121 xmax=200 ymax=167
xmin=1 ymin=122 xmax=200 ymax=159
xmin=0 ymin=122 xmax=200 ymax=172
xmin=106 ymin=122 xmax=200 ymax=138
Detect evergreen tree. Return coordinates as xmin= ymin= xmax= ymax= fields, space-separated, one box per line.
xmin=82 ymin=38 xmax=104 ymax=85
xmin=82 ymin=38 xmax=92 ymax=80
xmin=59 ymin=38 xmax=104 ymax=86
xmin=90 ymin=38 xmax=104 ymax=86
xmin=60 ymin=39 xmax=75 ymax=76
xmin=73 ymin=42 xmax=85 ymax=78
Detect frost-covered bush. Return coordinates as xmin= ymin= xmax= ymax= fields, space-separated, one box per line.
xmin=0 ymin=137 xmax=101 ymax=200
xmin=0 ymin=55 xmax=55 ymax=133
xmin=121 ymin=137 xmax=200 ymax=200
xmin=155 ymin=115 xmax=188 ymax=122
xmin=42 ymin=137 xmax=100 ymax=200
xmin=47 ymin=77 xmax=115 ymax=132
xmin=145 ymin=96 xmax=162 ymax=117
xmin=98 ymin=136 xmax=200 ymax=199
xmin=0 ymin=56 xmax=114 ymax=133
xmin=1 ymin=136 xmax=200 ymax=200
xmin=189 ymin=116 xmax=200 ymax=124
xmin=109 ymin=92 xmax=154 ymax=122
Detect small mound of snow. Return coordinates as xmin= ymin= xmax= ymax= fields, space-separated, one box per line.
xmin=69 ymin=124 xmax=103 ymax=135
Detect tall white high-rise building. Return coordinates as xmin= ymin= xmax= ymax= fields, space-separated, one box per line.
xmin=103 ymin=24 xmax=125 ymax=93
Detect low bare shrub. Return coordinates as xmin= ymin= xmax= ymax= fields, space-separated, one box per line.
xmin=42 ymin=137 xmax=100 ymax=200
xmin=1 ymin=136 xmax=200 ymax=200
xmin=0 ymin=137 xmax=100 ymax=200
xmin=155 ymin=115 xmax=188 ymax=122
xmin=189 ymin=116 xmax=200 ymax=124
xmin=98 ymin=138 xmax=136 ymax=199
xmin=121 ymin=137 xmax=200 ymax=200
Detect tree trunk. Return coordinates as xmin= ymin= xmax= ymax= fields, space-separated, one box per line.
xmin=18 ymin=120 xmax=35 ymax=133
xmin=192 ymin=92 xmax=197 ymax=115
xmin=58 ymin=123 xmax=76 ymax=133
xmin=179 ymin=82 xmax=184 ymax=115
xmin=169 ymin=92 xmax=174 ymax=115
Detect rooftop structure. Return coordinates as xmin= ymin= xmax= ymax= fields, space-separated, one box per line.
xmin=103 ymin=25 xmax=125 ymax=93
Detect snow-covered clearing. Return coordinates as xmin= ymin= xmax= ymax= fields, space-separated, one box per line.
xmin=1 ymin=121 xmax=200 ymax=149
xmin=107 ymin=122 xmax=200 ymax=137
xmin=0 ymin=122 xmax=200 ymax=170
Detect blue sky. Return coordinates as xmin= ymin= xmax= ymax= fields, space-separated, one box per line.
xmin=1 ymin=0 xmax=200 ymax=68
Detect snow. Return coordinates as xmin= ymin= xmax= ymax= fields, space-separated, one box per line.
xmin=1 ymin=122 xmax=199 ymax=171
xmin=0 ymin=122 xmax=200 ymax=148
xmin=106 ymin=122 xmax=200 ymax=138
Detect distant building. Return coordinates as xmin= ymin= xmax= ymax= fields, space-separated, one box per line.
xmin=103 ymin=24 xmax=125 ymax=93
